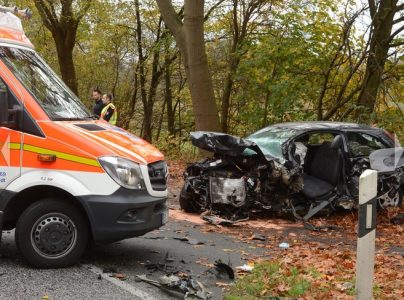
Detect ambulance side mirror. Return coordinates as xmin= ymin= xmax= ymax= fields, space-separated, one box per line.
xmin=0 ymin=88 xmax=8 ymax=126
xmin=0 ymin=85 xmax=18 ymax=129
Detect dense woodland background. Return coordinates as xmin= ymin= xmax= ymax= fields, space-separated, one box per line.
xmin=2 ymin=0 xmax=404 ymax=156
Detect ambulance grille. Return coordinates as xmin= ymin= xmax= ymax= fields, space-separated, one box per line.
xmin=148 ymin=160 xmax=168 ymax=191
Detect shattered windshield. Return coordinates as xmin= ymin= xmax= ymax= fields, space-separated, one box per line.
xmin=247 ymin=127 xmax=297 ymax=159
xmin=0 ymin=46 xmax=91 ymax=120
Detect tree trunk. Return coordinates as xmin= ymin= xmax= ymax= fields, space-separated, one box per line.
xmin=183 ymin=1 xmax=220 ymax=132
xmin=262 ymin=89 xmax=271 ymax=128
xmin=165 ymin=54 xmax=175 ymax=136
xmin=356 ymin=0 xmax=397 ymax=118
xmin=34 ymin=0 xmax=92 ymax=96
xmin=156 ymin=99 xmax=167 ymax=141
xmin=220 ymin=59 xmax=237 ymax=133
xmin=156 ymin=0 xmax=221 ymax=132
xmin=134 ymin=0 xmax=150 ymax=141
xmin=55 ymin=43 xmax=78 ymax=95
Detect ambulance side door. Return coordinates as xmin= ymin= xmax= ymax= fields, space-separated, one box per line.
xmin=0 ymin=77 xmax=23 ymax=195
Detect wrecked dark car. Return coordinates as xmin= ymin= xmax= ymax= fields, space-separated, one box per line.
xmin=180 ymin=122 xmax=404 ymax=220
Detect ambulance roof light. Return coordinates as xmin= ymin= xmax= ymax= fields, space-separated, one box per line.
xmin=0 ymin=6 xmax=32 ymax=19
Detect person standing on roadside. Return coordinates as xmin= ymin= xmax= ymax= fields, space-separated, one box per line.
xmin=100 ymin=93 xmax=118 ymax=125
xmin=92 ymin=88 xmax=105 ymax=118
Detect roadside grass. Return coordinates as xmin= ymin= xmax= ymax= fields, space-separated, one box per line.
xmin=224 ymin=261 xmax=328 ymax=300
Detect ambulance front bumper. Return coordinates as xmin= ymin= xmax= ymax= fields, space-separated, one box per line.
xmin=80 ymin=187 xmax=168 ymax=241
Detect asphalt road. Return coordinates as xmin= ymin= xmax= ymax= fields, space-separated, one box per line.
xmin=0 ymin=217 xmax=268 ymax=300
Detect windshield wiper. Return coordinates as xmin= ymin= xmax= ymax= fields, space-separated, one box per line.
xmin=53 ymin=117 xmax=93 ymax=121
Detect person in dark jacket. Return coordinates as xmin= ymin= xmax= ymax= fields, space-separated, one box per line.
xmin=92 ymin=88 xmax=105 ymax=117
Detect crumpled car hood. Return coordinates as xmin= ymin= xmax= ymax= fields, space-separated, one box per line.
xmin=191 ymin=131 xmax=265 ymax=158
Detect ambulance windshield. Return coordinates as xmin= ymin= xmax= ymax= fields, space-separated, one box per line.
xmin=0 ymin=46 xmax=92 ymax=120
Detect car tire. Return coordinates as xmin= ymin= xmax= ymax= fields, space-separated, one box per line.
xmin=179 ymin=186 xmax=203 ymax=213
xmin=15 ymin=199 xmax=89 ymax=268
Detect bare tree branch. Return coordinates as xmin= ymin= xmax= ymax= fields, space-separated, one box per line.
xmin=156 ymin=0 xmax=184 ymax=37
xmin=368 ymin=0 xmax=377 ymax=18
xmin=394 ymin=3 xmax=404 ymax=12
xmin=389 ymin=24 xmax=404 ymax=43
xmin=393 ymin=15 xmax=404 ymax=24
xmin=204 ymin=0 xmax=226 ymax=21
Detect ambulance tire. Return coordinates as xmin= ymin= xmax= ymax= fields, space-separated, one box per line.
xmin=15 ymin=199 xmax=89 ymax=268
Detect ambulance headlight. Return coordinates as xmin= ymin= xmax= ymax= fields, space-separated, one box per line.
xmin=99 ymin=156 xmax=144 ymax=190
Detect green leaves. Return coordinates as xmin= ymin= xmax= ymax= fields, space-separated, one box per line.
xmin=5 ymin=0 xmax=402 ymax=142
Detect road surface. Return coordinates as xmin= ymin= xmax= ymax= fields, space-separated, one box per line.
xmin=0 ymin=216 xmax=269 ymax=300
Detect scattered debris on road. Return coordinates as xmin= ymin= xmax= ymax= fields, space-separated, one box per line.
xmin=111 ymin=273 xmax=127 ymax=280
xmin=202 ymin=215 xmax=236 ymax=226
xmin=250 ymin=234 xmax=266 ymax=241
xmin=145 ymin=263 xmax=178 ymax=273
xmin=144 ymin=236 xmax=166 ymax=240
xmin=136 ymin=274 xmax=212 ymax=299
xmin=235 ymin=264 xmax=254 ymax=273
xmin=173 ymin=236 xmax=205 ymax=245
xmin=102 ymin=266 xmax=118 ymax=274
xmin=206 ymin=260 xmax=234 ymax=280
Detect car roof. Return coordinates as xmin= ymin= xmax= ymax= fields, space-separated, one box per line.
xmin=264 ymin=121 xmax=382 ymax=132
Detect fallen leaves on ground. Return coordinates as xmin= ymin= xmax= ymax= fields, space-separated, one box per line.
xmin=225 ymin=206 xmax=404 ymax=299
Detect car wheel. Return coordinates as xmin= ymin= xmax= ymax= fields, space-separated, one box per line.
xmin=15 ymin=199 xmax=89 ymax=268
xmin=378 ymin=188 xmax=403 ymax=209
xmin=179 ymin=186 xmax=203 ymax=213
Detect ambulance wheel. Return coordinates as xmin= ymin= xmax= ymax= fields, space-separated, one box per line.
xmin=15 ymin=199 xmax=89 ymax=268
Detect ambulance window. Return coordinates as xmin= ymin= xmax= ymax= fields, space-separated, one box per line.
xmin=0 ymin=46 xmax=91 ymax=121
xmin=0 ymin=79 xmax=6 ymax=92
xmin=0 ymin=77 xmax=43 ymax=136
xmin=0 ymin=77 xmax=22 ymax=128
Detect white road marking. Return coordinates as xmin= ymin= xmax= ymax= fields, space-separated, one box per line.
xmin=83 ymin=264 xmax=156 ymax=300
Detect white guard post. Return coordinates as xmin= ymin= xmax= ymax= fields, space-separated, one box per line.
xmin=355 ymin=169 xmax=378 ymax=300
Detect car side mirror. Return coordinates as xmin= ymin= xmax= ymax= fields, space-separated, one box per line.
xmin=331 ymin=135 xmax=343 ymax=150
